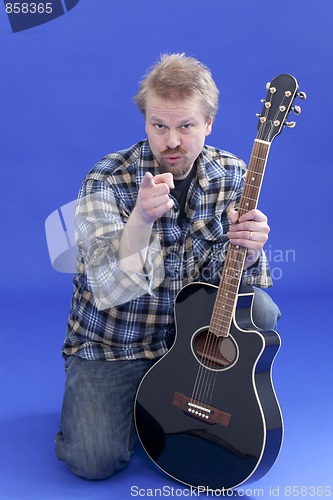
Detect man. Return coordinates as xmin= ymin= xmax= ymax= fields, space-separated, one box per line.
xmin=55 ymin=53 xmax=280 ymax=480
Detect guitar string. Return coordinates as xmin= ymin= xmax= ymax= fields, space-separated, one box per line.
xmin=191 ymin=315 xmax=218 ymax=405
xmin=191 ymin=246 xmax=246 ymax=408
xmin=191 ymin=143 xmax=266 ymax=408
xmin=202 ymin=255 xmax=241 ymax=405
xmin=198 ymin=244 xmax=247 ymax=407
xmin=190 ymin=247 xmax=240 ymax=405
xmin=200 ymin=272 xmax=238 ymax=404
xmin=192 ymin=103 xmax=270 ymax=403
xmin=190 ymin=88 xmax=288 ymax=411
xmin=190 ymin=142 xmax=266 ymax=409
xmin=194 ymin=91 xmax=292 ymax=408
xmin=206 ymin=90 xmax=288 ymax=389
xmin=192 ymin=243 xmax=244 ymax=407
xmin=194 ymin=331 xmax=218 ymax=406
xmin=190 ymin=270 xmax=235 ymax=406
xmin=194 ymin=140 xmax=270 ymax=407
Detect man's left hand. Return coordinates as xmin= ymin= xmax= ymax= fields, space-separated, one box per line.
xmin=227 ymin=208 xmax=270 ymax=268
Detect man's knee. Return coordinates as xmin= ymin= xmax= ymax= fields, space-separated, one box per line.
xmin=252 ymin=287 xmax=281 ymax=331
xmin=55 ymin=431 xmax=131 ymax=480
xmin=68 ymin=452 xmax=130 ymax=480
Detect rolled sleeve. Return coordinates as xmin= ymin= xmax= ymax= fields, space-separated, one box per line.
xmin=242 ymin=249 xmax=272 ymax=288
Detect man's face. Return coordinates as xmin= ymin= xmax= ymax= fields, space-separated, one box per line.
xmin=145 ymin=94 xmax=213 ymax=179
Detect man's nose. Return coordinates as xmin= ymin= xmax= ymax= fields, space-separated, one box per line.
xmin=165 ymin=129 xmax=181 ymax=150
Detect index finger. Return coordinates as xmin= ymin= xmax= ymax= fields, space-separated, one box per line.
xmin=153 ymin=173 xmax=175 ymax=190
xmin=238 ymin=209 xmax=267 ymax=223
xmin=140 ymin=171 xmax=155 ymax=189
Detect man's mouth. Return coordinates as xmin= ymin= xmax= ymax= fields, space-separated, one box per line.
xmin=163 ymin=155 xmax=183 ymax=165
xmin=161 ymin=149 xmax=186 ymax=165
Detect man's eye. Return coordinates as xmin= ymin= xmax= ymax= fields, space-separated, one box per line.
xmin=155 ymin=124 xmax=165 ymax=130
xmin=182 ymin=124 xmax=192 ymax=130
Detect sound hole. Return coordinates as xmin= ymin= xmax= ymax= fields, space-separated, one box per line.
xmin=192 ymin=328 xmax=237 ymax=370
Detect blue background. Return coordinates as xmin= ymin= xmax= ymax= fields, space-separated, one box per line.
xmin=0 ymin=1 xmax=332 ymax=499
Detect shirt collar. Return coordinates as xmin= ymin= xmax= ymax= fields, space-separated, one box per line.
xmin=196 ymin=146 xmax=228 ymax=192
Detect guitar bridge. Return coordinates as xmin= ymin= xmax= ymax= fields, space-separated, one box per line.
xmin=173 ymin=391 xmax=231 ymax=426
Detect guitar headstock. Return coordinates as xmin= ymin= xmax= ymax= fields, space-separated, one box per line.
xmin=256 ymin=74 xmax=306 ymax=143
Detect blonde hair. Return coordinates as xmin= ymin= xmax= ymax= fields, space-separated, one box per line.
xmin=135 ymin=53 xmax=219 ymax=119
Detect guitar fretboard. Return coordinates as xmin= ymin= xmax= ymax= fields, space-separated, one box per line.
xmin=209 ymin=139 xmax=271 ymax=337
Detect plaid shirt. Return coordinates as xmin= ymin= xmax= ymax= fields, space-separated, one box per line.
xmin=63 ymin=140 xmax=272 ymax=361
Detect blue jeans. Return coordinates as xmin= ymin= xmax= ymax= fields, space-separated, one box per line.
xmin=55 ymin=357 xmax=155 ymax=480
xmin=55 ymin=287 xmax=281 ymax=480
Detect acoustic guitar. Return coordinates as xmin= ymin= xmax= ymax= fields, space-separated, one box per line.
xmin=134 ymin=74 xmax=305 ymax=491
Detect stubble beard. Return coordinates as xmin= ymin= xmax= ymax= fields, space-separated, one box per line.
xmin=158 ymin=148 xmax=192 ymax=179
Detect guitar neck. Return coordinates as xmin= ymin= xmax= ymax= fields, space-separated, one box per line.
xmin=238 ymin=139 xmax=271 ymax=216
xmin=209 ymin=139 xmax=271 ymax=337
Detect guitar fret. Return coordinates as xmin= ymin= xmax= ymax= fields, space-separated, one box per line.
xmin=250 ymin=157 xmax=266 ymax=164
xmin=210 ymin=323 xmax=231 ymax=334
xmin=216 ymin=293 xmax=236 ymax=301
xmin=213 ymin=302 xmax=234 ymax=313
xmin=223 ymin=271 xmax=241 ymax=279
xmin=219 ymin=302 xmax=236 ymax=310
xmin=216 ymin=303 xmax=235 ymax=311
xmin=243 ymin=183 xmax=261 ymax=191
xmin=210 ymin=317 xmax=231 ymax=327
xmin=211 ymin=317 xmax=231 ymax=327
xmin=224 ymin=269 xmax=242 ymax=277
xmin=212 ymin=316 xmax=232 ymax=324
xmin=224 ymin=276 xmax=241 ymax=282
xmin=220 ymin=283 xmax=239 ymax=290
xmin=210 ymin=328 xmax=231 ymax=338
xmin=214 ymin=306 xmax=234 ymax=315
xmin=213 ymin=305 xmax=234 ymax=316
xmin=211 ymin=317 xmax=232 ymax=329
xmin=227 ymin=254 xmax=245 ymax=260
xmin=226 ymin=258 xmax=244 ymax=267
xmin=241 ymin=194 xmax=259 ymax=202
xmin=247 ymin=165 xmax=264 ymax=171
xmin=244 ymin=183 xmax=261 ymax=191
xmin=211 ymin=315 xmax=231 ymax=324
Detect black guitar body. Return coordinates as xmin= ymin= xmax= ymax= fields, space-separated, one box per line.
xmin=134 ymin=282 xmax=283 ymax=491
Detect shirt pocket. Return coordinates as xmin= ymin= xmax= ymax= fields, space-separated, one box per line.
xmin=190 ymin=216 xmax=226 ymax=242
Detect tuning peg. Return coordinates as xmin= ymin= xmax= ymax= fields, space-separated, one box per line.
xmin=256 ymin=113 xmax=267 ymax=123
xmin=285 ymin=121 xmax=296 ymax=128
xmin=292 ymin=105 xmax=302 ymax=115
xmin=266 ymin=82 xmax=271 ymax=90
xmin=297 ymin=91 xmax=307 ymax=100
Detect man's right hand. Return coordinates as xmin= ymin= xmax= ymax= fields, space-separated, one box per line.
xmin=132 ymin=172 xmax=175 ymax=226
xmin=118 ymin=172 xmax=174 ymax=272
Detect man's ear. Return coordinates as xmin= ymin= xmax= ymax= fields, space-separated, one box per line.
xmin=205 ymin=117 xmax=213 ymax=136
